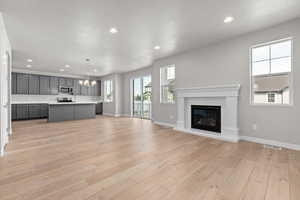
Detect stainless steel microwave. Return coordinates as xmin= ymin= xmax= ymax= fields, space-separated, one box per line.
xmin=59 ymin=87 xmax=73 ymax=94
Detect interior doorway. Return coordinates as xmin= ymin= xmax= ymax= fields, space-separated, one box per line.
xmin=132 ymin=75 xmax=152 ymax=119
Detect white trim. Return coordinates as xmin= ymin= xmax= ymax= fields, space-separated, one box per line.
xmin=249 ymin=37 xmax=294 ymax=106
xmin=240 ymin=136 xmax=300 ymax=151
xmin=121 ymin=114 xmax=132 ymax=117
xmin=175 ymin=84 xmax=241 ymax=98
xmin=153 ymin=121 xmax=175 ymax=128
xmin=102 ymin=113 xmax=122 ymax=117
xmin=174 ymin=127 xmax=239 ymax=143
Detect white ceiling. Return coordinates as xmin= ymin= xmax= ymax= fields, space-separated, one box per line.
xmin=1 ymin=0 xmax=300 ymax=77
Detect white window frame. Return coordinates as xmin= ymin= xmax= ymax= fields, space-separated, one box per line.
xmin=160 ymin=64 xmax=176 ymax=104
xmin=250 ymin=37 xmax=294 ymax=106
xmin=103 ymin=79 xmax=113 ymax=103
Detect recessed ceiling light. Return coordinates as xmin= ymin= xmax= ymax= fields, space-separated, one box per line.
xmin=93 ymin=69 xmax=97 ymax=72
xmin=60 ymin=69 xmax=65 ymax=72
xmin=224 ymin=16 xmax=234 ymax=24
xmin=65 ymin=64 xmax=70 ymax=68
xmin=154 ymin=46 xmax=161 ymax=50
xmin=27 ymin=59 xmax=33 ymax=62
xmin=109 ymin=27 xmax=118 ymax=34
xmin=26 ymin=64 xmax=32 ymax=68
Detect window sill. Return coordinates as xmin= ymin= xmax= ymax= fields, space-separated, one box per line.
xmin=250 ymin=103 xmax=293 ymax=107
xmin=160 ymin=102 xmax=176 ymax=105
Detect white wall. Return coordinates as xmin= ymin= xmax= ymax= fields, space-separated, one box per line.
xmin=101 ymin=74 xmax=123 ymax=116
xmin=118 ymin=18 xmax=300 ymax=146
xmin=152 ymin=18 xmax=300 ymax=145
xmin=0 ymin=13 xmax=12 ymax=156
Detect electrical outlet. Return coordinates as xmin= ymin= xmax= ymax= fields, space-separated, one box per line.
xmin=170 ymin=115 xmax=174 ymax=119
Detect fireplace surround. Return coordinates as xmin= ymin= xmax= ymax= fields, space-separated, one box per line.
xmin=175 ymin=85 xmax=240 ymax=142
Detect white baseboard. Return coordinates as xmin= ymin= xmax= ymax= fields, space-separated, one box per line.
xmin=103 ymin=113 xmax=121 ymax=117
xmin=174 ymin=127 xmax=239 ymax=143
xmin=153 ymin=121 xmax=175 ymax=128
xmin=240 ymin=136 xmax=300 ymax=151
xmin=121 ymin=114 xmax=132 ymax=117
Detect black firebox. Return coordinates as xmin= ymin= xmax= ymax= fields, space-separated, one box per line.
xmin=191 ymin=105 xmax=221 ymax=133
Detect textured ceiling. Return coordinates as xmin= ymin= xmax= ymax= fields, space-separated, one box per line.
xmin=1 ymin=0 xmax=300 ymax=76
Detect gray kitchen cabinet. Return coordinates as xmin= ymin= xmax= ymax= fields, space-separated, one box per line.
xmin=40 ymin=104 xmax=48 ymax=118
xmin=88 ymin=85 xmax=96 ymax=96
xmin=16 ymin=104 xmax=29 ymax=120
xmin=48 ymin=104 xmax=74 ymax=122
xmin=28 ymin=104 xmax=41 ymax=119
xmin=12 ymin=72 xmax=17 ymax=94
xmin=50 ymin=76 xmax=59 ymax=95
xmin=11 ymin=104 xmax=17 ymax=120
xmin=97 ymin=80 xmax=101 ymax=96
xmin=16 ymin=73 xmax=29 ymax=94
xmin=59 ymin=77 xmax=66 ymax=87
xmin=74 ymin=104 xmax=96 ymax=120
xmin=29 ymin=75 xmax=40 ymax=95
xmin=66 ymin=78 xmax=74 ymax=87
xmin=59 ymin=77 xmax=73 ymax=87
xmin=96 ymin=103 xmax=103 ymax=115
xmin=73 ymin=79 xmax=81 ymax=95
xmin=40 ymin=76 xmax=50 ymax=95
xmin=80 ymin=85 xmax=89 ymax=96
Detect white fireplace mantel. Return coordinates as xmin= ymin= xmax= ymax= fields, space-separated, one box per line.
xmin=174 ymin=84 xmax=241 ymax=142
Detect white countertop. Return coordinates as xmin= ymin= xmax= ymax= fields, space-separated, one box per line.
xmin=48 ymin=102 xmax=98 ymax=105
xmin=12 ymin=101 xmax=101 ymax=105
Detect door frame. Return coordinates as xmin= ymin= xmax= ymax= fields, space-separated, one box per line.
xmin=130 ymin=75 xmax=152 ymax=119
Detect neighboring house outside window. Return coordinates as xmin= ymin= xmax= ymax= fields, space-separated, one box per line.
xmin=160 ymin=65 xmax=175 ymax=103
xmin=104 ymin=79 xmax=113 ymax=102
xmin=250 ymin=38 xmax=292 ymax=105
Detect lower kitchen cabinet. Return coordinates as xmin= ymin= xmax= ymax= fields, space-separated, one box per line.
xmin=16 ymin=104 xmax=29 ymax=120
xmin=11 ymin=104 xmax=17 ymax=120
xmin=12 ymin=104 xmax=48 ymax=121
xmin=40 ymin=104 xmax=48 ymax=118
xmin=28 ymin=104 xmax=41 ymax=119
xmin=96 ymin=103 xmax=103 ymax=115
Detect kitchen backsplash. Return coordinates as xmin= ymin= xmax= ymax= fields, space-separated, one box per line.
xmin=12 ymin=94 xmax=102 ymax=103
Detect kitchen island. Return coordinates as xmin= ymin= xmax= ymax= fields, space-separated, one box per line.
xmin=48 ymin=102 xmax=96 ymax=122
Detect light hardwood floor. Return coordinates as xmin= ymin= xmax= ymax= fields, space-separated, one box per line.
xmin=1 ymin=116 xmax=300 ymax=200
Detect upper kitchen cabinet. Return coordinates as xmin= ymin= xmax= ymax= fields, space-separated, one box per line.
xmin=97 ymin=80 xmax=101 ymax=96
xmin=59 ymin=78 xmax=74 ymax=88
xmin=16 ymin=73 xmax=29 ymax=94
xmin=80 ymin=85 xmax=89 ymax=96
xmin=40 ymin=76 xmax=50 ymax=95
xmin=12 ymin=72 xmax=17 ymax=94
xmin=50 ymin=77 xmax=59 ymax=95
xmin=29 ymin=75 xmax=40 ymax=95
xmin=73 ymin=79 xmax=81 ymax=95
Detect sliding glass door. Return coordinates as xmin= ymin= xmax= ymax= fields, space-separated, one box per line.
xmin=132 ymin=76 xmax=152 ymax=119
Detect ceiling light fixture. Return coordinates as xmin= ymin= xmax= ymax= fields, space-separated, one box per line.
xmin=109 ymin=27 xmax=118 ymax=34
xmin=224 ymin=16 xmax=234 ymax=24
xmin=26 ymin=64 xmax=32 ymax=68
xmin=60 ymin=69 xmax=65 ymax=72
xmin=27 ymin=59 xmax=33 ymax=62
xmin=154 ymin=45 xmax=161 ymax=50
xmin=65 ymin=64 xmax=70 ymax=68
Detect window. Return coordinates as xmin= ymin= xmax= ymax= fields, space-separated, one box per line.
xmin=160 ymin=65 xmax=175 ymax=103
xmin=104 ymin=80 xmax=113 ymax=102
xmin=251 ymin=38 xmax=292 ymax=105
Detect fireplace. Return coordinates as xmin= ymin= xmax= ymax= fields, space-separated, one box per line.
xmin=191 ymin=105 xmax=221 ymax=133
